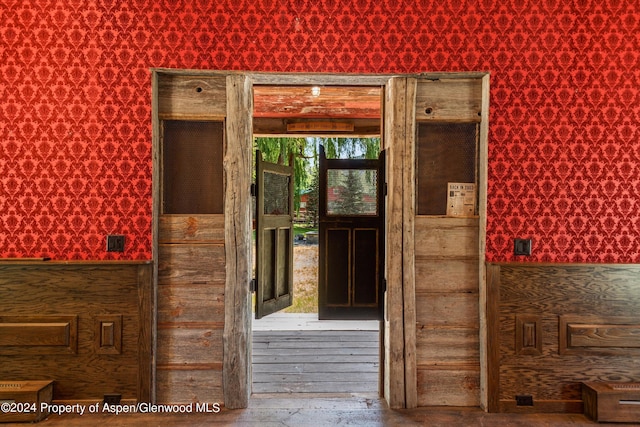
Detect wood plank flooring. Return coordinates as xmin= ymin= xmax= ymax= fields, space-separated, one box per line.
xmin=9 ymin=316 xmax=613 ymax=425
xmin=25 ymin=399 xmax=610 ymax=426
xmin=252 ymin=330 xmax=379 ymax=394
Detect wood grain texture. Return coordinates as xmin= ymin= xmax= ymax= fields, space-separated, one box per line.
xmin=489 ymin=263 xmax=640 ymax=413
xmin=411 ymin=76 xmax=486 ymax=409
xmin=94 ymin=315 xmax=122 ymax=355
xmin=0 ymin=380 xmax=53 ymax=423
xmin=157 ymin=73 xmax=226 ymax=119
xmin=583 ymin=381 xmax=640 ymax=423
xmin=158 ymin=283 xmax=225 ymax=323
xmin=415 ymin=292 xmax=479 ymax=327
xmin=0 ymin=262 xmax=152 ymax=401
xmin=253 ymin=85 xmax=381 ymax=118
xmin=415 ymin=258 xmax=479 ymax=293
xmin=159 ymin=215 xmax=225 ymax=243
xmin=253 ymin=117 xmax=380 ymax=137
xmin=157 ymin=243 xmax=226 ymax=285
xmin=0 ymin=316 xmax=76 ymax=353
xmin=154 ymin=71 xmax=230 ymax=406
xmin=402 ymin=77 xmax=418 ymax=409
xmin=560 ymin=315 xmax=640 ymax=355
xmin=477 ymin=73 xmax=490 ymax=410
xmin=383 ymin=76 xmax=407 ymax=408
xmin=415 ymin=78 xmax=482 ymax=122
xmin=515 ymin=314 xmax=542 ymax=356
xmin=414 ymin=217 xmax=479 ymax=259
xmin=417 ymin=367 xmax=480 ymax=406
xmin=252 ymin=330 xmax=378 ymax=395
xmin=156 ymin=369 xmax=223 ymax=404
xmin=416 ymin=327 xmax=479 ymax=365
xmin=486 ymin=263 xmax=501 ymax=412
xmin=137 ymin=262 xmax=153 ymax=403
xmin=222 ymin=73 xmax=253 ymax=409
xmin=157 ymin=327 xmax=223 ymax=365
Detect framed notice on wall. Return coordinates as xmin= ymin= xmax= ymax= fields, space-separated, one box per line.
xmin=446 ymin=183 xmax=476 ymax=217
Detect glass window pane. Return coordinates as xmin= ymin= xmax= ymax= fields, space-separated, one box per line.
xmin=326 ymin=169 xmax=378 ymax=216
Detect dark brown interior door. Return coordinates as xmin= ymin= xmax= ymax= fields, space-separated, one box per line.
xmin=318 ymin=145 xmax=385 ymax=320
xmin=255 ymin=150 xmax=294 ymax=319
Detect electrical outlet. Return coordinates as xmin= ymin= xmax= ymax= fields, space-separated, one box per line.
xmin=106 ymin=235 xmax=125 ymax=252
xmin=103 ymin=393 xmax=121 ymax=405
xmin=514 ymin=238 xmax=532 ymax=256
xmin=515 ymin=395 xmax=534 ymax=406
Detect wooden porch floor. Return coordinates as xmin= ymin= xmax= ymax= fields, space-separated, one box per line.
xmin=252 ymin=312 xmax=380 ymax=395
xmin=252 ymin=329 xmax=379 ymax=394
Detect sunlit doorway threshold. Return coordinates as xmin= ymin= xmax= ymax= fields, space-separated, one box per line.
xmin=253 ymin=312 xmax=379 ymax=331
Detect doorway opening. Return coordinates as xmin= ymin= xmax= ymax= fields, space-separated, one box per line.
xmin=251 ymin=135 xmax=383 ymax=396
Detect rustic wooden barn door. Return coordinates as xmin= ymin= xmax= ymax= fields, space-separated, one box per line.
xmin=318 ymin=145 xmax=385 ymax=320
xmin=255 ymin=150 xmax=294 ymax=319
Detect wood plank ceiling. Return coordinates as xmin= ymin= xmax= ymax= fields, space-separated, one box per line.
xmin=252 ymin=85 xmax=382 ymax=137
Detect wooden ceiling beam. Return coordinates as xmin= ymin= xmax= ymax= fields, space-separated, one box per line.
xmin=253 ymin=85 xmax=382 ymax=119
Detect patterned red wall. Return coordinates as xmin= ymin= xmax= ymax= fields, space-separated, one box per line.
xmin=1 ymin=1 xmax=639 ymax=261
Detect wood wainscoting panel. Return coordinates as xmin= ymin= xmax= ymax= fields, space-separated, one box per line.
xmin=95 ymin=315 xmax=122 ymax=355
xmin=487 ymin=263 xmax=640 ymax=413
xmin=560 ymin=315 xmax=640 ymax=355
xmin=0 ymin=261 xmax=152 ymax=402
xmin=515 ymin=315 xmax=542 ymax=356
xmin=0 ymin=316 xmax=77 ymax=354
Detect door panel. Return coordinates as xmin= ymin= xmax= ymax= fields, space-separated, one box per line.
xmin=318 ymin=145 xmax=385 ymax=320
xmin=255 ymin=150 xmax=294 ymax=319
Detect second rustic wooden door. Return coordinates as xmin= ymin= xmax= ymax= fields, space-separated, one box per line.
xmin=318 ymin=145 xmax=386 ymax=320
xmin=255 ymin=150 xmax=295 ymax=319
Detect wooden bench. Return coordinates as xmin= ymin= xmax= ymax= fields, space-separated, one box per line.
xmin=583 ymin=382 xmax=640 ymax=423
xmin=0 ymin=380 xmax=53 ymax=423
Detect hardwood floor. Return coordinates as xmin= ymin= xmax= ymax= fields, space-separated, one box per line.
xmin=7 ymin=318 xmax=614 ymax=426
xmin=252 ymin=330 xmax=379 ymax=394
xmin=19 ymin=398 xmax=610 ymax=426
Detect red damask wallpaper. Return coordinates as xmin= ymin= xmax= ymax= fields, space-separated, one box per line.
xmin=1 ymin=0 xmax=639 ymax=262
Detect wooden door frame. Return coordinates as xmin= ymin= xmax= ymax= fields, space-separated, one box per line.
xmin=152 ymin=70 xmax=489 ymax=410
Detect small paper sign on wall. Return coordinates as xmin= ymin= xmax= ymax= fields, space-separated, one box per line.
xmin=446 ymin=183 xmax=476 ymax=217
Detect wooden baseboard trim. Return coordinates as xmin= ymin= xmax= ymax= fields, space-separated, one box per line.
xmin=499 ymin=399 xmax=583 ymax=414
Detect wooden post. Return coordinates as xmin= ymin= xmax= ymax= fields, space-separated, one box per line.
xmin=485 ymin=263 xmax=501 ymax=412
xmin=402 ymin=78 xmax=418 ymax=409
xmin=150 ymin=70 xmax=160 ymax=404
xmin=478 ymin=73 xmax=491 ymax=411
xmin=223 ymin=74 xmax=253 ymax=409
xmin=384 ymin=77 xmax=407 ymax=408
